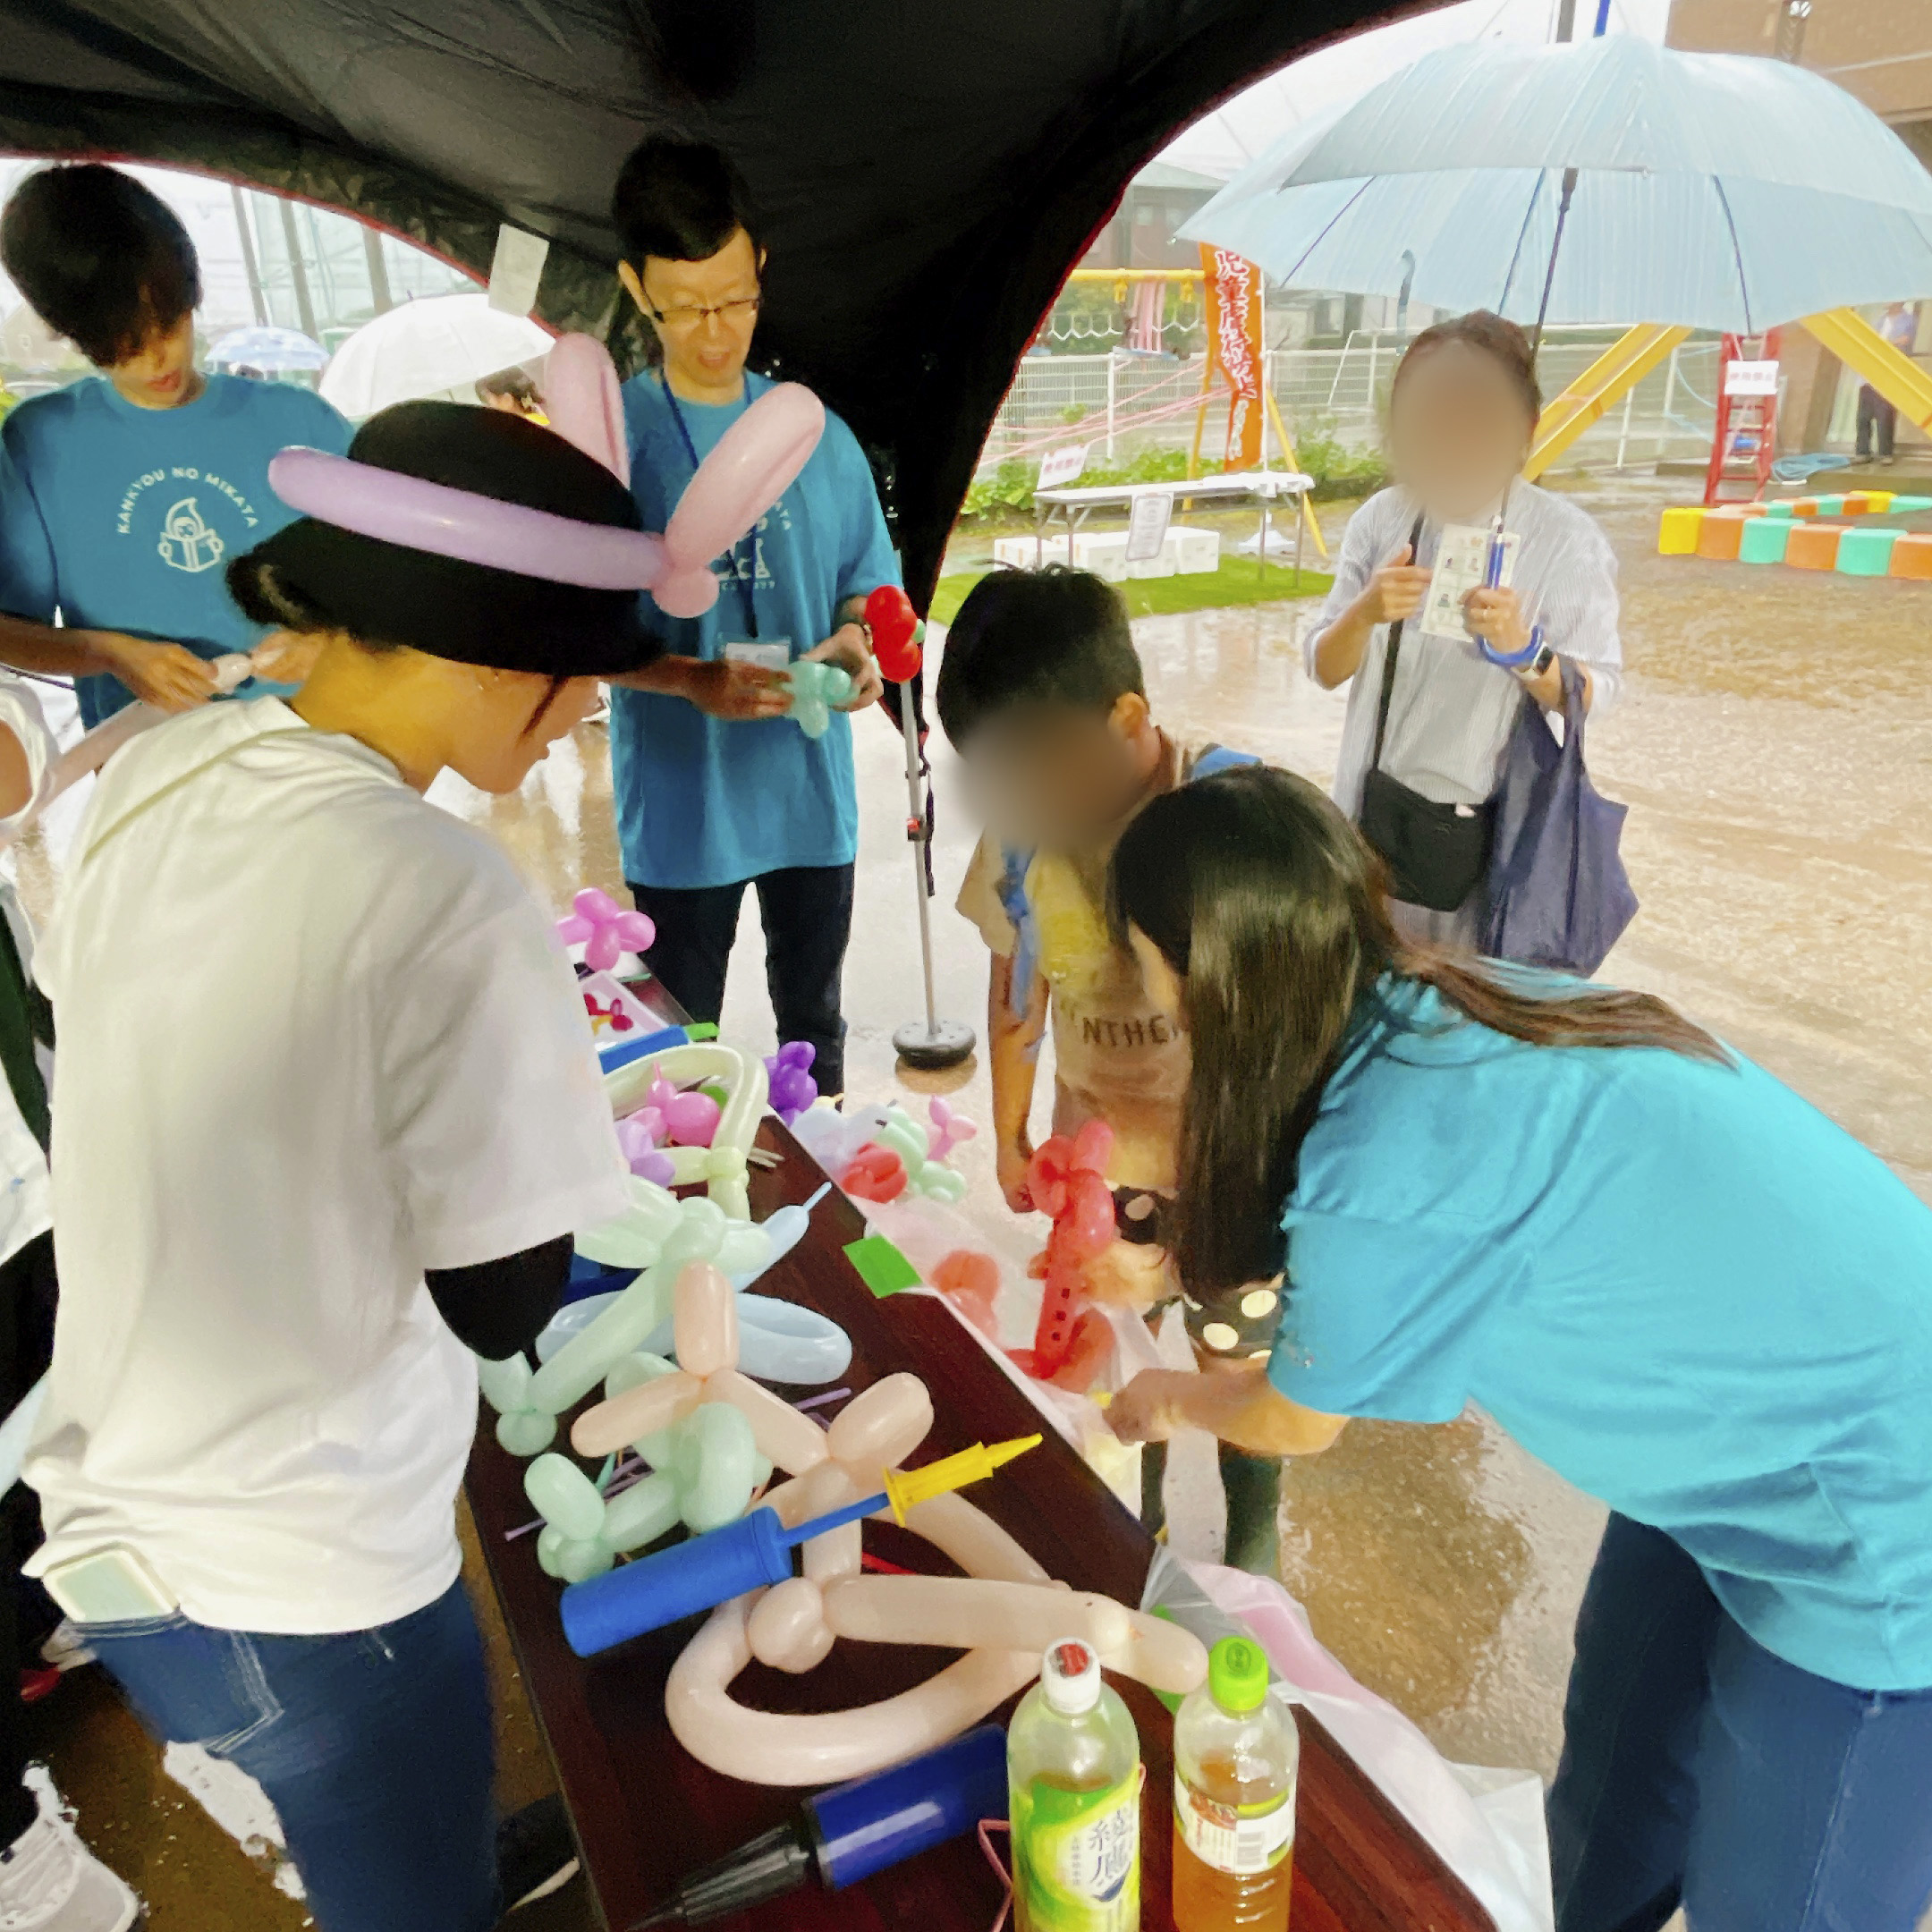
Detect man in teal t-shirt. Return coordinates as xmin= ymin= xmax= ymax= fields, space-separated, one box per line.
xmin=0 ymin=165 xmax=351 ymax=727
xmin=603 ymin=140 xmax=899 ymax=1097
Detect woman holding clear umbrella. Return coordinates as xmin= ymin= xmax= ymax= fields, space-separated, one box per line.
xmin=1306 ymin=309 xmax=1622 ymax=946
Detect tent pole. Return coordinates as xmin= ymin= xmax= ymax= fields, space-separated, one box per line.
xmin=889 ymin=678 xmax=974 ymax=1072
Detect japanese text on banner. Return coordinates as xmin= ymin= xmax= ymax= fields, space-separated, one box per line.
xmin=1199 ymin=244 xmax=1264 ymax=471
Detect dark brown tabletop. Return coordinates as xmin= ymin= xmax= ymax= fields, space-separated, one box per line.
xmin=468 ymin=1120 xmax=1496 ymax=1932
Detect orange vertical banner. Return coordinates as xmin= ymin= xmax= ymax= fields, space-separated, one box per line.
xmin=1199 ymin=243 xmax=1264 ymax=470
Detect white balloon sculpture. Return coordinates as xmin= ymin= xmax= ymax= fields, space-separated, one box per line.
xmin=556 ymin=1261 xmax=1207 ymax=1787
xmin=606 ymin=1043 xmax=767 ymax=1220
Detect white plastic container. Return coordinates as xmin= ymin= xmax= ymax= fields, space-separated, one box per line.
xmin=1071 ymin=532 xmax=1131 ymax=582
xmin=1008 ymin=1638 xmax=1142 ymax=1932
xmin=994 ymin=533 xmax=1074 ymax=569
xmin=1168 ymin=525 xmax=1222 ymax=576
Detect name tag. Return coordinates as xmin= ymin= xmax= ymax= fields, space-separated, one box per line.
xmin=723 ymin=640 xmax=792 ymax=672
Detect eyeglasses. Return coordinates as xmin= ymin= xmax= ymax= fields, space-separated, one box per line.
xmin=640 ymin=291 xmax=763 ymax=334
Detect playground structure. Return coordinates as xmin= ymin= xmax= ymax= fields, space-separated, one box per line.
xmin=1528 ymin=307 xmax=1932 ymax=488
xmin=1655 ymin=491 xmax=1932 ymax=580
xmin=1033 ymin=263 xmax=1329 ymax=560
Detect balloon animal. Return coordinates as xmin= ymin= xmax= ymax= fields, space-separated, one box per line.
xmin=560 ymin=1260 xmax=1206 ymax=1785
xmin=785 ymin=661 xmax=854 ymax=740
xmin=476 ymin=1186 xmax=773 ymax=1456
xmin=605 ymin=1043 xmax=769 ymax=1218
xmin=275 ymin=335 xmax=824 ymax=624
xmin=874 ymin=1105 xmax=970 ymax=1204
xmin=1010 ymin=1121 xmax=1118 ymax=1391
xmin=765 ymin=1042 xmax=818 ymax=1126
xmin=522 ymin=1363 xmax=775 ymax=1584
xmin=556 ymin=886 xmax=656 ymax=972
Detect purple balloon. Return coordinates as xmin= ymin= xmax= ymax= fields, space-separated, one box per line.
xmin=575 ymin=887 xmax=621 ymax=922
xmin=763 ymin=1041 xmax=819 ymax=1127
xmin=270 ymin=447 xmax=675 ymax=592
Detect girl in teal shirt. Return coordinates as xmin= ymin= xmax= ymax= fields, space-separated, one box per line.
xmin=1105 ymin=765 xmax=1932 ymax=1932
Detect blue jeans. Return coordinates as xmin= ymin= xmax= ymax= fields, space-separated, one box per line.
xmin=78 ymin=1581 xmax=496 ymax=1932
xmin=1548 ymin=1513 xmax=1932 ymax=1932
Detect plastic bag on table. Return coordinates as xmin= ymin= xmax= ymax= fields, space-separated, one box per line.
xmin=1141 ymin=1546 xmax=1553 ymax=1932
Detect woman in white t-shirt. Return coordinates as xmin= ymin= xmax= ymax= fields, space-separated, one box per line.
xmin=22 ymin=402 xmax=665 ymax=1931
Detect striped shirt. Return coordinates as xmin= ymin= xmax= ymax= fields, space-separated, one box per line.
xmin=1311 ymin=483 xmax=1623 ymax=818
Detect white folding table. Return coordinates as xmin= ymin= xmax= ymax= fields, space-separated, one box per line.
xmin=1030 ymin=469 xmax=1316 ymax=587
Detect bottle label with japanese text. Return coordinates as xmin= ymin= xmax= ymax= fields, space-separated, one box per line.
xmin=1013 ymin=1767 xmax=1142 ymax=1932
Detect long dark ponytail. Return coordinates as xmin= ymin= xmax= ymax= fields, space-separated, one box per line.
xmin=1110 ymin=767 xmax=1727 ymax=1296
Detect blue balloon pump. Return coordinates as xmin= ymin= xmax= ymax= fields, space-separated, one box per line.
xmin=629 ymin=1725 xmax=1008 ymax=1927
xmin=561 ymin=1495 xmax=880 ymax=1657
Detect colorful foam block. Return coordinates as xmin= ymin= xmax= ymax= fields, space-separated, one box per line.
xmin=1760 ymin=501 xmax=1795 ymax=517
xmin=1696 ymin=508 xmax=1750 ymax=561
xmin=1738 ymin=517 xmax=1792 ymax=564
xmin=1835 ymin=528 xmax=1898 ymax=576
xmin=1791 ymin=497 xmax=1821 ymax=518
xmin=1658 ymin=506 xmax=1704 ymax=555
xmin=1888 ymin=495 xmax=1932 ymax=513
xmin=1785 ymin=522 xmax=1848 ymax=571
xmin=1888 ymin=532 xmax=1932 ymax=579
xmin=1812 ymin=495 xmax=1847 ymax=517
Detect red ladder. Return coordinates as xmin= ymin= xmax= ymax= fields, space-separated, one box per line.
xmin=1704 ymin=329 xmax=1782 ymax=505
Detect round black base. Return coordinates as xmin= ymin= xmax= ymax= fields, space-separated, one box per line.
xmin=892 ymin=1018 xmax=977 ymax=1070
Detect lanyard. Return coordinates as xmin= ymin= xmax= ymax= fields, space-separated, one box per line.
xmin=663 ymin=380 xmax=766 ymax=639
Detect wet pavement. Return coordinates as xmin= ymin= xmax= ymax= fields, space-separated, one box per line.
xmin=11 ymin=473 xmax=1931 ymax=1921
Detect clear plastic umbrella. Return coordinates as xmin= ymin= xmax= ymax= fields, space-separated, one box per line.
xmin=208 ymin=325 xmax=328 ymax=371
xmin=318 ymin=293 xmax=552 ymax=418
xmin=1182 ymin=34 xmax=1932 ymax=334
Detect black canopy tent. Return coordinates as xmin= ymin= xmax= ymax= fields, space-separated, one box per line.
xmin=0 ymin=0 xmax=1383 ymax=600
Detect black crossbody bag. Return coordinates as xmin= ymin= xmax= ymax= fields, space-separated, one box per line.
xmin=1355 ymin=513 xmax=1496 ymax=913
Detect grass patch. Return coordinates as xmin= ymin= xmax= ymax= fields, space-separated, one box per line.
xmin=930 ymin=556 xmax=1333 ymax=626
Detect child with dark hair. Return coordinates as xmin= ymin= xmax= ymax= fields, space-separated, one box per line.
xmin=600 ymin=137 xmax=898 ymax=1095
xmin=476 ymin=364 xmax=546 ymax=419
xmin=0 ymin=164 xmax=351 ymax=726
xmin=938 ymin=565 xmax=1281 ymax=1572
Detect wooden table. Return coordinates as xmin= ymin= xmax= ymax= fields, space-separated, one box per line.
xmin=468 ymin=1123 xmax=1495 ymax=1932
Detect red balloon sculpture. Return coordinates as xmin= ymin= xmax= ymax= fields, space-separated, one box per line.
xmin=1009 ymin=1121 xmax=1118 ymax=1392
xmin=865 ymin=583 xmax=923 ymax=682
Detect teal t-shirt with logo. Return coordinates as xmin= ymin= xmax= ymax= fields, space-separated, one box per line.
xmin=608 ymin=369 xmax=900 ymax=890
xmin=0 ymin=373 xmax=352 ymax=725
xmin=1269 ymin=977 xmax=1932 ymax=1692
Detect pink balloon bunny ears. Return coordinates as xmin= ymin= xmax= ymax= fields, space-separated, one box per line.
xmin=267 ymin=335 xmax=825 ymax=621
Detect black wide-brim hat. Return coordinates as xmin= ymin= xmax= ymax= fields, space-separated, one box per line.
xmin=233 ymin=401 xmax=663 ymax=680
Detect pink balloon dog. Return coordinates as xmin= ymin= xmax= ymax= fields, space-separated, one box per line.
xmin=926 ymin=1097 xmax=978 ymax=1162
xmin=646 ymin=1072 xmax=722 ymax=1149
xmin=557 ymin=888 xmax=655 ymax=973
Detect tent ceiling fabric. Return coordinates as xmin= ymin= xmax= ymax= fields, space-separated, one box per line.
xmin=0 ymin=0 xmax=1376 ymax=599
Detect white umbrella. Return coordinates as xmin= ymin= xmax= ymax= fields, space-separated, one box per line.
xmin=319 ymin=293 xmax=553 ymax=418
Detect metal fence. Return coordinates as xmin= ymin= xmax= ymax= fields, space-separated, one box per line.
xmin=979 ymin=331 xmax=1724 ymax=476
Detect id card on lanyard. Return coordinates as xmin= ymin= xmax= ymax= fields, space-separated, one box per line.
xmin=665 ymin=382 xmax=787 ymax=665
